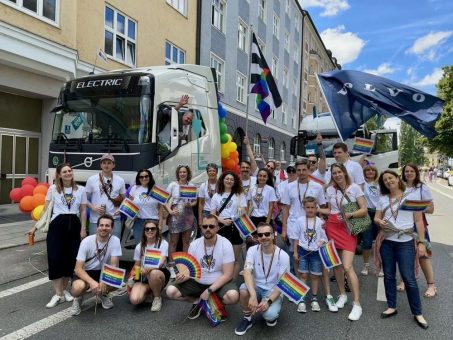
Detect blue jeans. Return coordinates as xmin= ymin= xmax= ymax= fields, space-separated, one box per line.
xmin=239 ymin=284 xmax=283 ymax=321
xmin=361 ymin=210 xmax=378 ymax=250
xmin=89 ymin=219 xmax=122 ymax=239
xmin=285 ymin=238 xmax=295 ymax=274
xmin=380 ymin=239 xmax=422 ymax=315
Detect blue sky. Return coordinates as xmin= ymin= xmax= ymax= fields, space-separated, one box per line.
xmin=299 ymin=0 xmax=453 ymax=96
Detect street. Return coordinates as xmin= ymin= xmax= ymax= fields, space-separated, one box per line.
xmin=1 ymin=180 xmax=452 ymax=340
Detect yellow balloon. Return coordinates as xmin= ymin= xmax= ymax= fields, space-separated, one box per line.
xmin=225 ymin=134 xmax=232 ymax=143
xmin=31 ymin=204 xmax=45 ymax=221
xmin=221 ymin=145 xmax=230 ymax=158
xmin=229 ymin=142 xmax=237 ymax=152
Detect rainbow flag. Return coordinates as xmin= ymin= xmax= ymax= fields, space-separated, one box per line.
xmin=352 ymin=137 xmax=374 ymax=154
xmin=276 ymin=272 xmax=310 ymax=303
xmin=308 ymin=174 xmax=326 ymax=186
xmin=179 ymin=185 xmax=197 ymax=199
xmin=119 ymin=198 xmax=139 ymax=219
xmin=143 ymin=247 xmax=161 ymax=268
xmin=172 ymin=252 xmax=202 ymax=279
xmin=198 ymin=292 xmax=228 ymax=327
xmin=150 ymin=185 xmax=170 ymax=204
xmin=100 ymin=264 xmax=126 ymax=288
xmin=233 ymin=214 xmax=256 ymax=238
xmin=399 ymin=199 xmax=431 ymax=211
xmin=319 ymin=240 xmax=342 ymax=269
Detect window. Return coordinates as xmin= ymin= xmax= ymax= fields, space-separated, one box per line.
xmin=212 ymin=0 xmax=226 ymax=33
xmin=280 ymin=142 xmax=286 ymax=161
xmin=238 ymin=19 xmax=248 ymax=52
xmin=295 ymin=14 xmax=300 ymax=32
xmin=292 ymin=110 xmax=298 ymax=129
xmin=2 ymin=0 xmax=58 ymax=23
xmin=282 ymin=103 xmax=287 ymax=125
xmin=293 ymin=78 xmax=298 ymax=96
xmin=258 ymin=0 xmax=266 ymax=22
xmin=273 ymin=13 xmax=279 ymax=38
xmin=268 ymin=138 xmax=275 ymax=160
xmin=283 ymin=67 xmax=289 ymax=88
xmin=166 ymin=0 xmax=187 ymax=15
xmin=236 ymin=72 xmax=247 ymax=104
xmin=254 ymin=134 xmax=261 ymax=156
xmin=272 ymin=56 xmax=278 ymax=81
xmin=294 ymin=45 xmax=299 ymax=62
xmin=165 ymin=41 xmax=185 ymax=65
xmin=257 ymin=37 xmax=265 ymax=54
xmin=211 ymin=53 xmax=225 ymax=93
xmin=105 ymin=6 xmax=136 ymax=66
xmin=285 ymin=0 xmax=290 ymax=14
xmin=284 ymin=31 xmax=290 ymax=51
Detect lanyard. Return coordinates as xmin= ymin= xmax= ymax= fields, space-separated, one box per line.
xmin=254 ymin=185 xmax=265 ymax=209
xmin=203 ymin=236 xmax=217 ymax=271
xmin=298 ymin=181 xmax=310 ymax=208
xmin=63 ymin=187 xmax=74 ymax=210
xmin=305 ymin=216 xmax=316 ymax=245
xmin=388 ymin=194 xmax=404 ymax=222
xmin=95 ymin=235 xmax=111 ymax=265
xmin=335 ymin=187 xmax=348 ymax=211
xmin=207 ymin=181 xmax=216 ymax=199
xmin=260 ymin=245 xmax=275 ymax=283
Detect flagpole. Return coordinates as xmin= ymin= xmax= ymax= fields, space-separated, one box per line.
xmin=245 ymin=26 xmax=255 ymax=137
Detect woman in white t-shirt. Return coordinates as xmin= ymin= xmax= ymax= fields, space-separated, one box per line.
xmin=129 ymin=221 xmax=170 ymax=312
xmin=198 ymin=163 xmax=219 ymax=227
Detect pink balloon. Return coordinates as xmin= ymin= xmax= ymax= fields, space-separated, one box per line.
xmin=21 ymin=184 xmax=35 ymax=197
xmin=9 ymin=188 xmax=23 ymax=203
xmin=22 ymin=177 xmax=37 ymax=187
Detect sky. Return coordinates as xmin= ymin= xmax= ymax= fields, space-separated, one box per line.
xmin=299 ymin=0 xmax=453 ymax=96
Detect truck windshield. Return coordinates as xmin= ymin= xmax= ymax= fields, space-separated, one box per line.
xmin=52 ymin=95 xmax=151 ymax=144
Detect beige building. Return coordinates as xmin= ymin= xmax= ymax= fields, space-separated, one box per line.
xmin=0 ymin=0 xmax=197 ymax=203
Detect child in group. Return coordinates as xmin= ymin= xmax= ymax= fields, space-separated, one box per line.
xmin=293 ymin=196 xmax=328 ymax=313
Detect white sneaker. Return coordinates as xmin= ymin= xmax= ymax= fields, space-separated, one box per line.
xmin=70 ymin=297 xmax=82 ymax=316
xmin=325 ymin=295 xmax=338 ymax=312
xmin=297 ymin=302 xmax=307 ymax=313
xmin=239 ymin=270 xmax=244 ymax=276
xmin=336 ymin=294 xmax=348 ymax=309
xmin=100 ymin=293 xmax=114 ymax=309
xmin=46 ymin=294 xmax=65 ymax=308
xmin=151 ymin=297 xmax=162 ymax=312
xmin=311 ymin=300 xmax=321 ymax=312
xmin=63 ymin=290 xmax=74 ymax=302
xmin=348 ymin=303 xmax=363 ymax=321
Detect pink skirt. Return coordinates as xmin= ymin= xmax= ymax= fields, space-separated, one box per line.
xmin=325 ymin=214 xmax=357 ymax=253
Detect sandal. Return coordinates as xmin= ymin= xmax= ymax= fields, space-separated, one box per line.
xmin=361 ymin=264 xmax=369 ymax=276
xmin=378 ymin=271 xmax=384 ymax=277
xmin=396 ymin=281 xmax=405 ymax=292
xmin=424 ymin=283 xmax=437 ymax=298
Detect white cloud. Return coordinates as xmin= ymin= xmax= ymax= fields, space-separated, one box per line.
xmin=406 ymin=31 xmax=453 ymax=60
xmin=320 ymin=25 xmax=366 ymax=65
xmin=299 ymin=0 xmax=350 ymax=17
xmin=363 ymin=63 xmax=396 ymax=76
xmin=411 ymin=68 xmax=443 ymax=87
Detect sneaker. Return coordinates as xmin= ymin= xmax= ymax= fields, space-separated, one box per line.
xmin=114 ymin=283 xmax=128 ymax=297
xmin=70 ymin=297 xmax=82 ymax=316
xmin=187 ymin=304 xmax=202 ymax=320
xmin=336 ymin=294 xmax=348 ymax=309
xmin=311 ymin=300 xmax=321 ymax=312
xmin=325 ymin=295 xmax=338 ymax=312
xmin=235 ymin=317 xmax=253 ymax=335
xmin=348 ymin=303 xmax=363 ymax=321
xmin=266 ymin=319 xmax=278 ymax=327
xmin=100 ymin=293 xmax=114 ymax=309
xmin=361 ymin=264 xmax=369 ymax=276
xmin=46 ymin=294 xmax=65 ymax=308
xmin=151 ymin=297 xmax=162 ymax=312
xmin=239 ymin=270 xmax=244 ymax=276
xmin=297 ymin=302 xmax=307 ymax=313
xmin=330 ymin=275 xmax=337 ymax=282
xmin=63 ymin=290 xmax=74 ymax=302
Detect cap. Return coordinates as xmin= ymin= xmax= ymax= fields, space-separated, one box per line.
xmin=100 ymin=153 xmax=115 ymax=162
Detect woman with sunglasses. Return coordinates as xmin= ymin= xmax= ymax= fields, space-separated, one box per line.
xmin=198 ymin=163 xmax=219 ymax=229
xmin=211 ymin=171 xmax=247 ymax=279
xmin=129 ymin=221 xmax=170 ymax=312
xmin=128 ymin=169 xmax=164 ymax=244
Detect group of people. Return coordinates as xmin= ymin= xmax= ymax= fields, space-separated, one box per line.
xmin=30 ymin=135 xmax=436 ymax=334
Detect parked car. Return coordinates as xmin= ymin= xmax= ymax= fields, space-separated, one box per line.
xmin=448 ymin=171 xmax=453 ymax=186
xmin=443 ymin=169 xmax=451 ymax=179
xmin=436 ymin=169 xmax=443 ymax=177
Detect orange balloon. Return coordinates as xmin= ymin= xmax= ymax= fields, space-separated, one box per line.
xmin=225 ymin=159 xmax=236 ymax=170
xmin=33 ymin=185 xmax=48 ymax=196
xmin=19 ymin=196 xmax=35 ymax=212
xmin=32 ymin=194 xmax=46 ymax=208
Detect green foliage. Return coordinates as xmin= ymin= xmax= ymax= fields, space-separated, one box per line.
xmin=399 ymin=121 xmax=426 ymax=166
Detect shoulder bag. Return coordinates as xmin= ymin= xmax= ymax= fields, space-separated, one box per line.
xmin=340 ymin=190 xmax=371 ymax=235
xmin=35 ymin=188 xmax=56 ymax=233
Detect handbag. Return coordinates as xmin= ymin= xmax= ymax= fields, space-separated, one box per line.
xmin=341 ymin=191 xmax=371 ymax=235
xmin=35 ymin=188 xmax=55 ymax=233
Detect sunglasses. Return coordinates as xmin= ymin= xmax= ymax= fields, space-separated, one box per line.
xmin=139 ymin=175 xmax=149 ymax=179
xmin=267 ymin=166 xmax=275 ymax=170
xmin=287 ymin=169 xmax=296 ymax=173
xmin=201 ymin=224 xmax=217 ymax=230
xmin=257 ymin=232 xmax=272 ymax=238
xmin=309 ymin=161 xmax=317 ymax=165
xmin=144 ymin=227 xmax=157 ymax=232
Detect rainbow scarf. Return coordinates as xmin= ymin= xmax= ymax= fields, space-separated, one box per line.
xmin=172 ymin=252 xmax=202 ymax=279
xmin=198 ymin=292 xmax=228 ymax=327
xmin=100 ymin=264 xmax=125 ymax=288
xmin=150 ymin=186 xmax=170 ymax=204
xmin=308 ymin=174 xmax=326 ymax=186
xmin=179 ymin=185 xmax=197 ymax=199
xmin=143 ymin=248 xmax=161 ymax=268
xmin=276 ymin=272 xmax=310 ymax=303
xmin=352 ymin=137 xmax=374 ymax=154
xmin=233 ymin=214 xmax=256 ymax=238
xmin=399 ymin=199 xmax=431 ymax=212
xmin=319 ymin=240 xmax=342 ymax=269
xmin=119 ymin=198 xmax=139 ymax=219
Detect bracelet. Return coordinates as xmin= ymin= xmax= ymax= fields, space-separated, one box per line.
xmin=417 ymin=241 xmax=425 ymax=245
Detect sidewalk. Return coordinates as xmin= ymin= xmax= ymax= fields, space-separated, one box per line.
xmin=0 ymin=204 xmax=46 ymax=250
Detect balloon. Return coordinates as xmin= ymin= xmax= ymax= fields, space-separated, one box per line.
xmin=219 ymin=123 xmax=228 ymax=135
xmin=218 ymin=106 xmax=227 ymax=118
xmin=31 ymin=205 xmax=45 ymax=221
xmin=234 ymin=165 xmax=241 ymax=175
xmin=37 ymin=182 xmax=50 ymax=188
xmin=32 ymin=194 xmax=46 ymax=208
xmin=9 ymin=188 xmax=23 ymax=203
xmin=19 ymin=196 xmax=35 ymax=212
xmin=230 ymin=151 xmax=239 ymax=160
xmin=225 ymin=134 xmax=232 ymax=144
xmin=220 ymin=134 xmax=229 ymax=144
xmin=221 ymin=146 xmax=230 ymax=159
xmin=21 ymin=177 xmax=37 ymax=187
xmin=219 ymin=118 xmax=225 ymax=124
xmin=33 ymin=185 xmax=48 ymax=196
xmin=225 ymin=159 xmax=235 ymax=170
xmin=229 ymin=142 xmax=237 ymax=151
xmin=21 ymin=184 xmax=35 ymax=197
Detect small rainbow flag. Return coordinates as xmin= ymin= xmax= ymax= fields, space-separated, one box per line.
xmin=150 ymin=185 xmax=170 ymax=204
xmin=352 ymin=137 xmax=374 ymax=154
xmin=100 ymin=264 xmax=126 ymax=288
xmin=319 ymin=240 xmax=342 ymax=269
xmin=276 ymin=272 xmax=310 ymax=303
xmin=143 ymin=247 xmax=161 ymax=268
xmin=179 ymin=185 xmax=197 ymax=199
xmin=119 ymin=198 xmax=139 ymax=219
xmin=172 ymin=252 xmax=202 ymax=279
xmin=399 ymin=199 xmax=431 ymax=212
xmin=233 ymin=214 xmax=256 ymax=238
xmin=198 ymin=292 xmax=228 ymax=327
xmin=309 ymin=174 xmax=326 ymax=186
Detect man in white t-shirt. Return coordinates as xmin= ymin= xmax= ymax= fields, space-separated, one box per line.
xmin=166 ymin=214 xmax=239 ymax=320
xmin=85 ymin=153 xmax=126 ymax=238
xmin=240 ymin=161 xmax=257 ymax=199
xmin=235 ymin=223 xmax=290 ymax=335
xmin=324 ymin=142 xmax=365 ymax=188
xmin=274 ymin=161 xmax=287 ymax=187
xmin=70 ymin=215 xmax=122 ymax=316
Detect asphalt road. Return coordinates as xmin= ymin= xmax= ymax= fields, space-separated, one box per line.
xmin=1 ymin=180 xmax=452 ymax=340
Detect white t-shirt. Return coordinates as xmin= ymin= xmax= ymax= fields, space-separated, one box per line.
xmin=85 ymin=173 xmax=126 ymax=222
xmin=242 ymin=176 xmax=257 ymax=198
xmin=211 ymin=192 xmax=247 ymax=220
xmin=133 ymin=239 xmax=169 ymax=264
xmin=47 ymin=185 xmax=87 ymax=221
xmin=326 ymin=183 xmax=364 ymax=214
xmin=274 ymin=170 xmax=287 ymax=187
xmin=247 ymin=184 xmax=277 ymax=217
xmin=325 ymin=159 xmax=365 ymax=186
xmin=198 ymin=181 xmax=218 ymax=212
xmin=167 ymin=181 xmax=198 ymax=205
xmin=76 ymin=234 xmax=122 ymax=271
xmin=244 ymin=245 xmax=290 ymax=291
xmin=405 ymin=183 xmax=433 ymax=201
xmin=295 ymin=216 xmax=327 ymax=251
xmin=128 ymin=185 xmax=160 ymax=219
xmin=364 ymin=181 xmax=380 ymax=210
xmin=311 ymin=169 xmax=327 ymax=184
xmin=189 ymin=235 xmax=235 ymax=285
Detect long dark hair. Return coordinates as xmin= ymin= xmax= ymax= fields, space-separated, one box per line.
xmin=257 ymin=168 xmax=274 ymax=187
xmin=140 ymin=220 xmax=162 ymax=256
xmin=216 ymin=171 xmax=243 ymax=195
xmin=378 ymin=170 xmax=406 ymax=195
xmin=328 ymin=163 xmax=351 ymax=188
xmin=135 ymin=169 xmax=155 ymax=190
xmin=401 ymin=163 xmax=422 ymax=187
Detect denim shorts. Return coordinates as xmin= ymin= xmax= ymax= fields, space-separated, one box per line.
xmin=297 ymin=246 xmax=323 ymax=275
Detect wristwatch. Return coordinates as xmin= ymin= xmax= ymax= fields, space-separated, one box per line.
xmin=207 ymin=288 xmax=213 ymax=294
xmin=266 ymin=298 xmax=273 ymax=306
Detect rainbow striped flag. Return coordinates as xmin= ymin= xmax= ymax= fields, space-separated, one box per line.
xmin=150 ymin=185 xmax=170 ymax=204
xmin=352 ymin=137 xmax=374 ymax=154
xmin=399 ymin=199 xmax=431 ymax=212
xmin=276 ymin=272 xmax=310 ymax=303
xmin=308 ymin=174 xmax=326 ymax=186
xmin=319 ymin=240 xmax=342 ymax=269
xmin=233 ymin=214 xmax=256 ymax=238
xmin=179 ymin=185 xmax=197 ymax=199
xmin=100 ymin=264 xmax=126 ymax=288
xmin=172 ymin=252 xmax=202 ymax=279
xmin=143 ymin=247 xmax=161 ymax=268
xmin=119 ymin=198 xmax=139 ymax=219
xmin=198 ymin=292 xmax=228 ymax=327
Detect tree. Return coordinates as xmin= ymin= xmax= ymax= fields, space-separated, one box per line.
xmin=399 ymin=121 xmax=426 ymax=166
